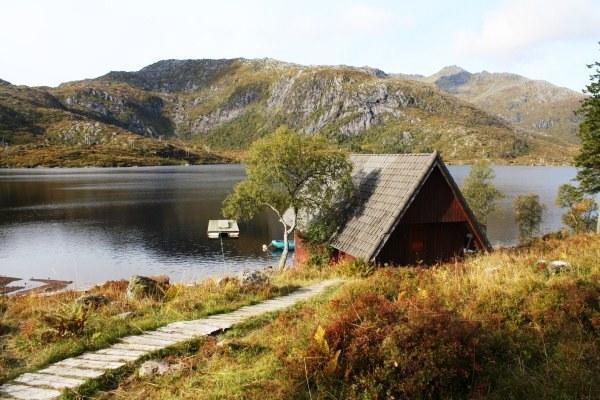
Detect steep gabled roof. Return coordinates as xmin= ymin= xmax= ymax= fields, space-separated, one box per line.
xmin=330 ymin=152 xmax=491 ymax=260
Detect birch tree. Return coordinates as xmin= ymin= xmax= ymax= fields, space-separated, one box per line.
xmin=223 ymin=126 xmax=353 ymax=269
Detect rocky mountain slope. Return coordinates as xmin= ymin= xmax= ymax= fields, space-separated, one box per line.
xmin=0 ymin=79 xmax=226 ymax=167
xmin=417 ymin=66 xmax=584 ymax=144
xmin=0 ymin=58 xmax=579 ymax=167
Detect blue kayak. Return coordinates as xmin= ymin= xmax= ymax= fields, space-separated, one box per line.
xmin=270 ymin=240 xmax=295 ymax=251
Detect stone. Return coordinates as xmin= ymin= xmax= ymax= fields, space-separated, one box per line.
xmin=216 ymin=276 xmax=240 ymax=288
xmin=138 ymin=360 xmax=182 ymax=378
xmin=75 ymin=294 xmax=110 ymax=309
xmin=148 ymin=274 xmax=170 ymax=286
xmin=239 ymin=269 xmax=269 ymax=287
xmin=548 ymin=260 xmax=571 ymax=273
xmin=116 ymin=311 xmax=134 ymax=319
xmin=126 ymin=275 xmax=169 ymax=300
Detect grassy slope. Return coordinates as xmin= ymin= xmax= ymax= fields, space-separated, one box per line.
xmin=36 ymin=233 xmax=595 ymax=399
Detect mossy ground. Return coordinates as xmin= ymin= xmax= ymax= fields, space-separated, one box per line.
xmin=4 ymin=233 xmax=590 ymax=399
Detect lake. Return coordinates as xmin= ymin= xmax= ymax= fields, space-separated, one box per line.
xmin=0 ymin=164 xmax=579 ymax=289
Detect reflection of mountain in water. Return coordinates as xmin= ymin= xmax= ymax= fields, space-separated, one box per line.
xmin=0 ymin=165 xmax=580 ymax=286
xmin=0 ymin=165 xmax=283 ymax=286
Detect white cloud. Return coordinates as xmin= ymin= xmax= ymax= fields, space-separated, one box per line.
xmin=339 ymin=4 xmax=413 ymax=33
xmin=453 ymin=0 xmax=600 ymax=56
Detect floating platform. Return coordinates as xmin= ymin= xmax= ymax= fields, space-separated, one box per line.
xmin=207 ymin=219 xmax=239 ymax=239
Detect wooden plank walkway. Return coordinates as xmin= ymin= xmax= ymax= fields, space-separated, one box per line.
xmin=0 ymin=279 xmax=340 ymax=400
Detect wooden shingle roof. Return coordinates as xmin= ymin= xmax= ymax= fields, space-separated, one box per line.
xmin=330 ymin=152 xmax=489 ymax=260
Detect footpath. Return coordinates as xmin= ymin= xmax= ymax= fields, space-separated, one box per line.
xmin=0 ymin=279 xmax=341 ymax=400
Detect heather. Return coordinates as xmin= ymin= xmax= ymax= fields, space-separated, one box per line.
xmin=89 ymin=234 xmax=599 ymax=399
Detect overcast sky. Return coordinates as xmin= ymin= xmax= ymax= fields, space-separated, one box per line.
xmin=1 ymin=0 xmax=599 ymax=91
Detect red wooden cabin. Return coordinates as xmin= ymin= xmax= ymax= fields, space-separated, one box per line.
xmin=294 ymin=152 xmax=491 ymax=266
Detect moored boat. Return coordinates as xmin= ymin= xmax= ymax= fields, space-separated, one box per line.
xmin=270 ymin=239 xmax=294 ymax=251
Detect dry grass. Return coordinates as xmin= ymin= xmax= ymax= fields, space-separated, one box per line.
xmin=0 ymin=276 xmax=301 ymax=384
xmin=88 ymin=234 xmax=599 ymax=399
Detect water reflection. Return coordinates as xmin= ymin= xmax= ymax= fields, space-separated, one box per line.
xmin=0 ymin=166 xmax=283 ymax=287
xmin=450 ymin=165 xmax=580 ymax=247
xmin=0 ymin=164 xmax=582 ymax=287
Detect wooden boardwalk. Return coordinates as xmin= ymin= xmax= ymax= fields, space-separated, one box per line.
xmin=0 ymin=279 xmax=341 ymax=400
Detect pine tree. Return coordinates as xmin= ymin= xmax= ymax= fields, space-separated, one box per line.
xmin=575 ymin=44 xmax=600 ymax=232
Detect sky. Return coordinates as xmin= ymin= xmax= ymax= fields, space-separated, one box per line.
xmin=1 ymin=0 xmax=599 ymax=91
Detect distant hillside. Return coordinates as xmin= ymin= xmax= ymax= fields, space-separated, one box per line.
xmin=418 ymin=66 xmax=584 ymax=144
xmin=0 ymin=58 xmax=579 ymax=167
xmin=0 ymin=81 xmax=226 ymax=167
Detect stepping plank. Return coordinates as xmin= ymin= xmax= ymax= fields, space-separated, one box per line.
xmin=0 ymin=384 xmax=61 ymax=400
xmin=55 ymin=358 xmax=125 ymax=370
xmin=79 ymin=352 xmax=139 ymax=362
xmin=14 ymin=373 xmax=84 ymax=390
xmin=156 ymin=326 xmax=208 ymax=336
xmin=37 ymin=366 xmax=105 ymax=379
xmin=227 ymin=308 xmax=260 ymax=315
xmin=120 ymin=336 xmax=175 ymax=347
xmin=144 ymin=331 xmax=195 ymax=341
xmin=169 ymin=321 xmax=224 ymax=333
xmin=206 ymin=313 xmax=245 ymax=320
xmin=198 ymin=321 xmax=235 ymax=329
xmin=110 ymin=342 xmax=164 ymax=352
xmin=96 ymin=348 xmax=147 ymax=358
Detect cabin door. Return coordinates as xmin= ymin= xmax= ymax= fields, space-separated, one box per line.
xmin=408 ymin=224 xmax=425 ymax=264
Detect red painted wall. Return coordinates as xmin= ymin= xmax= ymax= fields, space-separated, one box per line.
xmin=293 ymin=231 xmax=310 ymax=266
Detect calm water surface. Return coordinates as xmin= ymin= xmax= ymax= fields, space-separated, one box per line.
xmin=0 ymin=164 xmax=579 ymax=288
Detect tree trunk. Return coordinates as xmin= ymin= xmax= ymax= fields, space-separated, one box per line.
xmin=278 ymin=226 xmax=289 ymax=270
xmin=276 ymin=207 xmax=297 ymax=270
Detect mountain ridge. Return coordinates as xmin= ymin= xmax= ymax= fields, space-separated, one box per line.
xmin=0 ymin=58 xmax=580 ymax=167
xmin=413 ymin=65 xmax=584 ymax=144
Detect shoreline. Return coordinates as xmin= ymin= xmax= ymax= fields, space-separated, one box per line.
xmin=0 ymin=264 xmax=279 ymax=297
xmin=0 ymin=160 xmax=576 ymax=170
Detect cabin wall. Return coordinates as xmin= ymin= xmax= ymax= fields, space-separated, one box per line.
xmin=293 ymin=231 xmax=310 ymax=266
xmin=402 ymin=167 xmax=469 ymax=224
xmin=377 ymin=222 xmax=470 ymax=265
xmin=331 ymin=250 xmax=356 ymax=264
xmin=376 ymin=166 xmax=480 ymax=265
xmin=294 ymin=231 xmax=357 ymax=267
